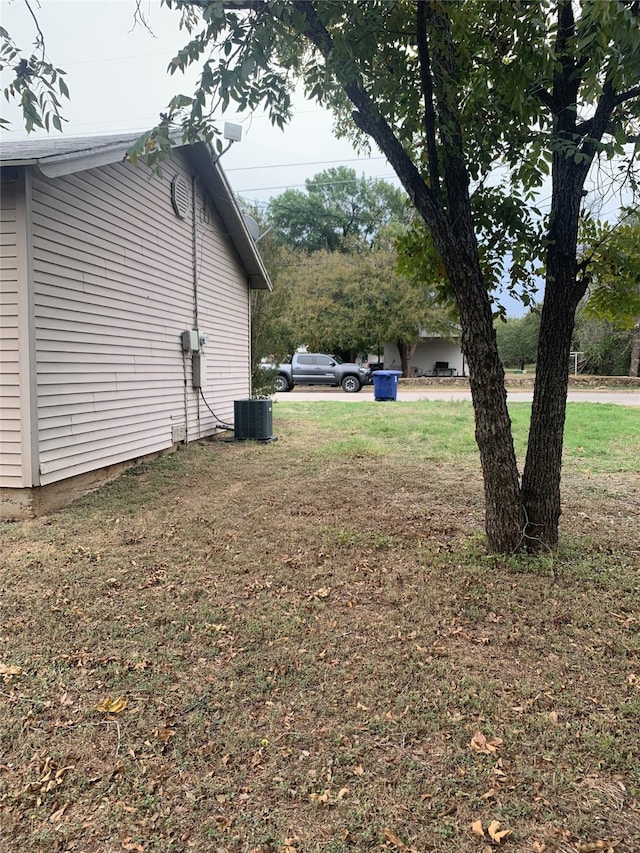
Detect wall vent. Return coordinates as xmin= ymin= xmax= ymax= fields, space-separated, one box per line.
xmin=171 ymin=423 xmax=186 ymax=443
xmin=171 ymin=175 xmax=190 ymax=219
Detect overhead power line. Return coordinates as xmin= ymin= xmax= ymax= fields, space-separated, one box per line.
xmin=224 ymin=156 xmax=387 ymax=173
xmin=235 ymin=175 xmax=401 ymax=194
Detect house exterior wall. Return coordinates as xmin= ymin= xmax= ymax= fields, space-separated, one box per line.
xmin=184 ymin=180 xmax=251 ymax=442
xmin=383 ymin=339 xmax=465 ymax=376
xmin=25 ymin=150 xmax=250 ymax=488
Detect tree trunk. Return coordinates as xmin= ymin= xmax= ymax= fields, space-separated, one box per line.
xmin=397 ymin=342 xmax=416 ymax=376
xmin=521 ymin=285 xmax=581 ymax=548
xmin=521 ymin=146 xmax=588 ymax=549
xmin=399 ymin=157 xmax=524 ymax=553
xmin=630 ymin=320 xmax=640 ymax=377
xmin=428 ymin=182 xmax=524 ymax=553
xmin=447 ymin=263 xmax=524 ymax=553
xmin=296 ymin=0 xmax=525 ymax=552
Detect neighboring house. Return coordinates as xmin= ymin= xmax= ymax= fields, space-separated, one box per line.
xmin=383 ymin=329 xmax=466 ymax=377
xmin=0 ymin=133 xmax=271 ymax=519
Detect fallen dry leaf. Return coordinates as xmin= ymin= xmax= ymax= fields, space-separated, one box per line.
xmin=154 ymin=726 xmax=176 ymax=744
xmin=382 ymin=827 xmax=408 ymax=849
xmin=471 ymin=819 xmax=485 ymax=837
xmin=471 ymin=731 xmax=503 ymax=755
xmin=96 ymin=695 xmax=128 ymax=714
xmin=487 ymin=820 xmax=512 ymax=843
xmin=0 ymin=662 xmax=23 ymax=683
xmin=121 ymin=840 xmax=144 ymax=852
xmin=313 ymin=586 xmax=330 ymax=599
xmin=49 ymin=802 xmax=69 ymax=823
xmin=309 ymin=789 xmax=330 ymax=804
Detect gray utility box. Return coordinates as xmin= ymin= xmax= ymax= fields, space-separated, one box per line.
xmin=234 ymin=399 xmax=273 ymax=441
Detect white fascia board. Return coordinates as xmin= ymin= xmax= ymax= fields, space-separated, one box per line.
xmin=37 ymin=147 xmax=130 ymax=179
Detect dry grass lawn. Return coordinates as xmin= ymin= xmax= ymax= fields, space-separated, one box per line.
xmin=1 ymin=401 xmax=639 ymax=853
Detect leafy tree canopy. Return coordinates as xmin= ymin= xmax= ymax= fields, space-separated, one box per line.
xmin=580 ymin=208 xmax=640 ymax=329
xmin=281 ymin=244 xmax=452 ymax=359
xmin=266 ymin=166 xmax=413 ymax=253
xmin=0 ymin=17 xmax=68 ymax=132
xmin=134 ymin=1 xmax=637 ymax=292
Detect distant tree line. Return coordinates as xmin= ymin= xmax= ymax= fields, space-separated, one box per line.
xmin=495 ymin=309 xmax=636 ymax=376
xmin=251 ymin=169 xmax=639 ymax=384
xmin=495 ymin=209 xmax=640 ymax=378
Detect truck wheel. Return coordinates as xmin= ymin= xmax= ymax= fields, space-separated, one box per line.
xmin=341 ymin=375 xmax=362 ymax=393
xmin=274 ymin=374 xmax=291 ymax=392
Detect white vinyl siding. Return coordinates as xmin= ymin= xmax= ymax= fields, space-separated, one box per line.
xmin=187 ymin=183 xmax=251 ymax=439
xmin=0 ymin=178 xmax=24 ymax=486
xmin=29 ymin=150 xmax=250 ymax=486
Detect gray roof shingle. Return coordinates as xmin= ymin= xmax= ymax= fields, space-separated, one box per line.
xmin=0 ymin=132 xmax=146 ymax=165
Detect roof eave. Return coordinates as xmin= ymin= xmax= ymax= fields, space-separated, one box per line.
xmin=1 ymin=133 xmax=272 ymax=291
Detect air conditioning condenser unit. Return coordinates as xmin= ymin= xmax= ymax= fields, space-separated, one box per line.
xmin=234 ymin=399 xmax=275 ymax=441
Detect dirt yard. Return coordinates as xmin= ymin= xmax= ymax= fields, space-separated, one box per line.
xmin=1 ymin=405 xmax=639 ymax=852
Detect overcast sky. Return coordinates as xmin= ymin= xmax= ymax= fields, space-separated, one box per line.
xmin=4 ymin=0 xmax=636 ymax=317
xmin=0 ymin=0 xmax=400 ymax=208
xmin=21 ymin=1 xmax=639 ymax=311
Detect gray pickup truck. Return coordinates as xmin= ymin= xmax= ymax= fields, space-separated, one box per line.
xmin=274 ymin=353 xmax=371 ymax=393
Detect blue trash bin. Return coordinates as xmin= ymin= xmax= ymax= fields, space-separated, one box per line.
xmin=372 ymin=370 xmax=403 ymax=401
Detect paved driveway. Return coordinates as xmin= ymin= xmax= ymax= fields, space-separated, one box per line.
xmin=276 ymin=385 xmax=640 ymax=406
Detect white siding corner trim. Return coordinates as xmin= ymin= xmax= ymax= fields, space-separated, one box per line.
xmin=0 ymin=169 xmax=38 ymax=488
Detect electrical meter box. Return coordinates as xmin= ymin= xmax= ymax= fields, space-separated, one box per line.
xmin=192 ymin=353 xmax=206 ymax=388
xmin=181 ymin=330 xmax=200 ymax=352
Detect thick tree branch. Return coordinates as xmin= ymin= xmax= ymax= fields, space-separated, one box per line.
xmin=416 ymin=1 xmax=440 ymax=194
xmin=612 ymin=84 xmax=640 ymax=106
xmin=576 ymin=84 xmax=640 ymax=136
xmin=289 ymin=1 xmax=447 ymax=238
xmin=553 ymin=0 xmax=580 ymax=135
xmin=530 ymin=83 xmax=558 ymax=113
xmin=420 ymin=1 xmax=475 ymax=239
xmin=581 ymin=81 xmax=617 ymax=155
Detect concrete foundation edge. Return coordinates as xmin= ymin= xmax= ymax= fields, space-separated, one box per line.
xmin=0 ymin=446 xmax=179 ymax=521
